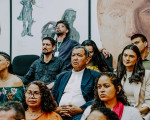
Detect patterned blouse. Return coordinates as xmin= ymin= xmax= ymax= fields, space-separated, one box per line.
xmin=0 ymin=87 xmax=24 ymax=105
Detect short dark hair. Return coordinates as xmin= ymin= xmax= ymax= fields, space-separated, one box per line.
xmin=72 ymin=46 xmax=89 ymax=58
xmin=89 ymin=107 xmax=119 ymax=120
xmin=42 ymin=37 xmax=55 ymax=46
xmin=0 ymin=51 xmax=13 ymax=74
xmin=23 ymin=81 xmax=57 ymax=113
xmin=0 ymin=101 xmax=25 ymax=119
xmin=131 ymin=34 xmax=148 ymax=43
xmin=56 ymin=20 xmax=70 ymax=36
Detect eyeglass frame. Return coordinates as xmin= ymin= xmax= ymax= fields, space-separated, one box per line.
xmin=25 ymin=91 xmax=41 ymax=98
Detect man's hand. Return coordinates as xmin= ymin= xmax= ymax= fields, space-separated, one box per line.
xmin=101 ymin=48 xmax=110 ymax=59
xmin=66 ymin=104 xmax=83 ymax=116
xmin=55 ymin=105 xmax=83 ymax=117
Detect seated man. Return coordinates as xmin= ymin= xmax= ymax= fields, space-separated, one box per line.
xmin=52 ymin=46 xmax=100 ymax=120
xmin=23 ymin=37 xmax=65 ymax=89
xmin=0 ymin=101 xmax=25 ymax=120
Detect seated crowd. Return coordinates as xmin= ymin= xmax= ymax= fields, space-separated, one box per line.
xmin=0 ymin=20 xmax=150 ymax=120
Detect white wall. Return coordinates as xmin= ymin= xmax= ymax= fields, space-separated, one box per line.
xmin=12 ymin=0 xmax=89 ymax=59
xmin=0 ymin=0 xmax=10 ymax=54
xmin=91 ymin=0 xmax=102 ymax=49
xmin=0 ymin=0 xmax=102 ymax=58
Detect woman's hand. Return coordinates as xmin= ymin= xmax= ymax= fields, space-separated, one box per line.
xmin=139 ymin=106 xmax=149 ymax=115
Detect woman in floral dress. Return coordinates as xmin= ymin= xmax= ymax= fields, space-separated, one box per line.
xmin=0 ymin=52 xmax=24 ymax=104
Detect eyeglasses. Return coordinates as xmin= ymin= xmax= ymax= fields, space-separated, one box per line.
xmin=25 ymin=92 xmax=41 ymax=98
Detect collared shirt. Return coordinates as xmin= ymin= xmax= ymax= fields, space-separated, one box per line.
xmin=23 ymin=54 xmax=65 ymax=85
xmin=59 ymin=69 xmax=86 ymax=107
xmin=143 ymin=52 xmax=150 ymax=70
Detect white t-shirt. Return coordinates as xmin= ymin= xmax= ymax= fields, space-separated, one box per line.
xmin=59 ymin=69 xmax=86 ymax=107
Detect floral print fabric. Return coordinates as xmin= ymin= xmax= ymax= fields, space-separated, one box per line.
xmin=0 ymin=87 xmax=24 ymax=104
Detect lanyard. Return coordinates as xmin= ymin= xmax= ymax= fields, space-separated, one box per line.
xmin=57 ymin=41 xmax=63 ymax=52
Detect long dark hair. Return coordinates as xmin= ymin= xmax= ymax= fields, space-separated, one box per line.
xmin=81 ymin=40 xmax=111 ymax=72
xmin=22 ymin=81 xmax=57 ymax=112
xmin=0 ymin=51 xmax=13 ymax=74
xmin=92 ymin=72 xmax=129 ymax=109
xmin=117 ymin=44 xmax=145 ymax=83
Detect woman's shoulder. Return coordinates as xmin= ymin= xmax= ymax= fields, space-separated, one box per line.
xmin=145 ymin=70 xmax=150 ymax=75
xmin=10 ymin=74 xmax=23 ymax=87
xmin=143 ymin=70 xmax=150 ymax=83
xmin=122 ymin=106 xmax=142 ymax=120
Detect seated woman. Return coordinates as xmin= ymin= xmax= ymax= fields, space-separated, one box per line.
xmin=117 ymin=44 xmax=150 ymax=120
xmin=81 ymin=72 xmax=142 ymax=120
xmin=87 ymin=106 xmax=119 ymax=120
xmin=23 ymin=81 xmax=62 ymax=120
xmin=0 ymin=52 xmax=24 ymax=104
xmin=81 ymin=40 xmax=113 ymax=72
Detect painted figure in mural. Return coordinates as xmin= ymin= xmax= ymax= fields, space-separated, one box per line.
xmin=41 ymin=21 xmax=56 ymax=39
xmin=97 ymin=0 xmax=150 ymax=67
xmin=62 ymin=8 xmax=80 ymax=42
xmin=41 ymin=8 xmax=80 ymax=42
xmin=17 ymin=0 xmax=35 ymax=37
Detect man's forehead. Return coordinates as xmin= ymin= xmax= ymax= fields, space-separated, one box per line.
xmin=132 ymin=37 xmax=143 ymax=42
xmin=72 ymin=48 xmax=85 ymax=54
xmin=43 ymin=39 xmax=50 ymax=43
xmin=0 ymin=110 xmax=16 ymax=120
xmin=57 ymin=23 xmax=65 ymax=26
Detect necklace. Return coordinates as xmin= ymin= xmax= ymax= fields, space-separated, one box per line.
xmin=26 ymin=110 xmax=43 ymax=119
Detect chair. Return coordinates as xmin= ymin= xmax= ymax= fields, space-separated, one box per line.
xmin=12 ymin=55 xmax=39 ymax=78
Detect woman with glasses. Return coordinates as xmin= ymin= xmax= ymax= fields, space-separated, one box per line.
xmin=117 ymin=44 xmax=150 ymax=120
xmin=81 ymin=40 xmax=113 ymax=72
xmin=0 ymin=51 xmax=24 ymax=104
xmin=23 ymin=81 xmax=62 ymax=120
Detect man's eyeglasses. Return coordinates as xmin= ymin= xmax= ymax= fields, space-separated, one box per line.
xmin=25 ymin=92 xmax=41 ymax=98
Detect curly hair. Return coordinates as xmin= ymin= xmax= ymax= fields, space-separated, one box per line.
xmin=117 ymin=44 xmax=145 ymax=83
xmin=92 ymin=72 xmax=129 ymax=109
xmin=0 ymin=51 xmax=13 ymax=74
xmin=81 ymin=40 xmax=111 ymax=72
xmin=22 ymin=81 xmax=57 ymax=112
xmin=90 ymin=106 xmax=119 ymax=120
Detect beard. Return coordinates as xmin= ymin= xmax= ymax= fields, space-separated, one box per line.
xmin=56 ymin=32 xmax=63 ymax=36
xmin=42 ymin=51 xmax=52 ymax=55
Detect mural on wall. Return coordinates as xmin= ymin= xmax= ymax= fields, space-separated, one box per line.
xmin=12 ymin=0 xmax=88 ymax=58
xmin=97 ymin=0 xmax=150 ymax=67
xmin=41 ymin=21 xmax=56 ymax=39
xmin=17 ymin=0 xmax=36 ymax=37
xmin=41 ymin=8 xmax=80 ymax=42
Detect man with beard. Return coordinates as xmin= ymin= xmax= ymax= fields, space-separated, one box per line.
xmin=23 ymin=37 xmax=65 ymax=89
xmin=54 ymin=20 xmax=79 ymax=70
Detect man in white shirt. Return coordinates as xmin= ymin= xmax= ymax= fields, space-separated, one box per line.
xmin=52 ymin=46 xmax=100 ymax=120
